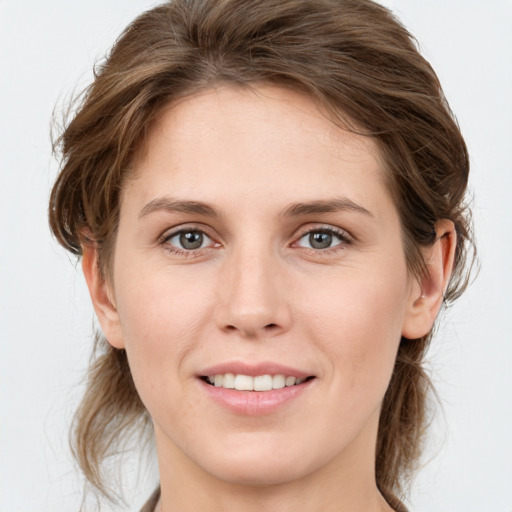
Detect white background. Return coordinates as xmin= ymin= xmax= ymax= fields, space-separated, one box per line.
xmin=1 ymin=1 xmax=511 ymax=511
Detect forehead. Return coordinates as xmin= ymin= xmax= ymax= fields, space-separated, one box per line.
xmin=125 ymin=84 xmax=391 ymax=216
xmin=146 ymin=84 xmax=380 ymax=162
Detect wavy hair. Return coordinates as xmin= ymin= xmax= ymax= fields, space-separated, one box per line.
xmin=49 ymin=0 xmax=474 ymax=505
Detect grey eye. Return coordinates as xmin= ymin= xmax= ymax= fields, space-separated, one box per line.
xmin=296 ymin=229 xmax=345 ymax=250
xmin=308 ymin=232 xmax=333 ymax=249
xmin=180 ymin=231 xmax=203 ymax=249
xmin=168 ymin=230 xmax=210 ymax=250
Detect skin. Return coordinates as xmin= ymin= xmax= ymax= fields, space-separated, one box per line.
xmin=83 ymin=84 xmax=456 ymax=512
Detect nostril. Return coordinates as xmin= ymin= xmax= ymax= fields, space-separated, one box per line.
xmin=222 ymin=322 xmax=281 ymax=336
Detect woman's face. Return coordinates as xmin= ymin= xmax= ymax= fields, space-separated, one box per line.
xmin=100 ymin=85 xmax=424 ymax=486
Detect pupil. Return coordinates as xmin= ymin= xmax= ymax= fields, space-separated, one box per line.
xmin=180 ymin=231 xmax=203 ymax=250
xmin=309 ymin=232 xmax=332 ymax=249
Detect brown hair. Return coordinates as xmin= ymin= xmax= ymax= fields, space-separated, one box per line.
xmin=49 ymin=0 xmax=474 ymax=505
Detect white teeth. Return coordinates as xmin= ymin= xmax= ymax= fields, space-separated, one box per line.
xmin=205 ymin=373 xmax=308 ymax=391
xmin=234 ymin=374 xmax=253 ymax=391
xmin=285 ymin=376 xmax=296 ymax=387
xmin=254 ymin=375 xmax=272 ymax=391
xmin=272 ymin=374 xmax=285 ymax=389
xmin=223 ymin=373 xmax=235 ymax=388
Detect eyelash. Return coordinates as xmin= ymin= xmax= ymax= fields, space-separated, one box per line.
xmin=159 ymin=224 xmax=353 ymax=257
xmin=292 ymin=225 xmax=353 ymax=254
xmin=160 ymin=226 xmax=219 ymax=257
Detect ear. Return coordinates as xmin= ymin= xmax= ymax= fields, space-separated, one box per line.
xmin=401 ymin=219 xmax=457 ymax=340
xmin=82 ymin=245 xmax=125 ymax=349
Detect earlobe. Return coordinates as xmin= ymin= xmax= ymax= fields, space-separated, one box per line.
xmin=401 ymin=220 xmax=457 ymax=340
xmin=82 ymin=245 xmax=125 ymax=349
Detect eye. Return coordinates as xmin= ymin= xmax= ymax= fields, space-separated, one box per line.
xmin=295 ymin=228 xmax=349 ymax=250
xmin=165 ymin=229 xmax=213 ymax=251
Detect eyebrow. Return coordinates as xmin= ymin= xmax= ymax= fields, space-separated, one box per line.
xmin=282 ymin=198 xmax=373 ymax=218
xmin=138 ymin=196 xmax=372 ymax=220
xmin=138 ymin=197 xmax=220 ymax=219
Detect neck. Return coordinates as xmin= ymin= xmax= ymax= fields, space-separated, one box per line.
xmin=153 ymin=420 xmax=394 ymax=512
xmin=156 ymin=477 xmax=393 ymax=512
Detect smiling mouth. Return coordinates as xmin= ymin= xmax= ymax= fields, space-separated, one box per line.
xmin=201 ymin=374 xmax=315 ymax=391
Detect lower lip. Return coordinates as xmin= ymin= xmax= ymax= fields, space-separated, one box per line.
xmin=199 ymin=379 xmax=314 ymax=416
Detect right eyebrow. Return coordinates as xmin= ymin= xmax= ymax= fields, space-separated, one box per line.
xmin=138 ymin=197 xmax=220 ymax=219
xmin=281 ymin=197 xmax=373 ymax=218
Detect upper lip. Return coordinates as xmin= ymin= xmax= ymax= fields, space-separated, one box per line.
xmin=198 ymin=361 xmax=313 ymax=379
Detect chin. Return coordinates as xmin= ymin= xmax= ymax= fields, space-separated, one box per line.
xmin=191 ymin=433 xmax=331 ymax=487
xmin=206 ymin=456 xmax=310 ymax=487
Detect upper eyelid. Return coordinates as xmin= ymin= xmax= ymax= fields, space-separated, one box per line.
xmin=292 ymin=224 xmax=353 ymax=241
xmin=160 ymin=226 xmax=219 ymax=255
xmin=159 ymin=223 xmax=216 ymax=242
xmin=157 ymin=222 xmax=353 ymax=247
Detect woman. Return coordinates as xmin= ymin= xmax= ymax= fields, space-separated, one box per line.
xmin=49 ymin=0 xmax=474 ymax=510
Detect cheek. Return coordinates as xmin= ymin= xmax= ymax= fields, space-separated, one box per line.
xmin=115 ymin=259 xmax=213 ymax=333
xmin=112 ymin=265 xmax=216 ymax=391
xmin=295 ymin=264 xmax=409 ymax=390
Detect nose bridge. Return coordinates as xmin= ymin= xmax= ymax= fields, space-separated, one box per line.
xmin=216 ymin=238 xmax=289 ymax=337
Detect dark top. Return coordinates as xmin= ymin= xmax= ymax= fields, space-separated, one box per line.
xmin=139 ymin=487 xmax=409 ymax=512
xmin=139 ymin=488 xmax=160 ymax=512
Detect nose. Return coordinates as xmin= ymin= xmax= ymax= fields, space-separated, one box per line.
xmin=215 ymin=245 xmax=291 ymax=339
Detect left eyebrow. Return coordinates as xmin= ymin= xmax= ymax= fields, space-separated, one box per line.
xmin=281 ymin=197 xmax=373 ymax=218
xmin=138 ymin=197 xmax=220 ymax=219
